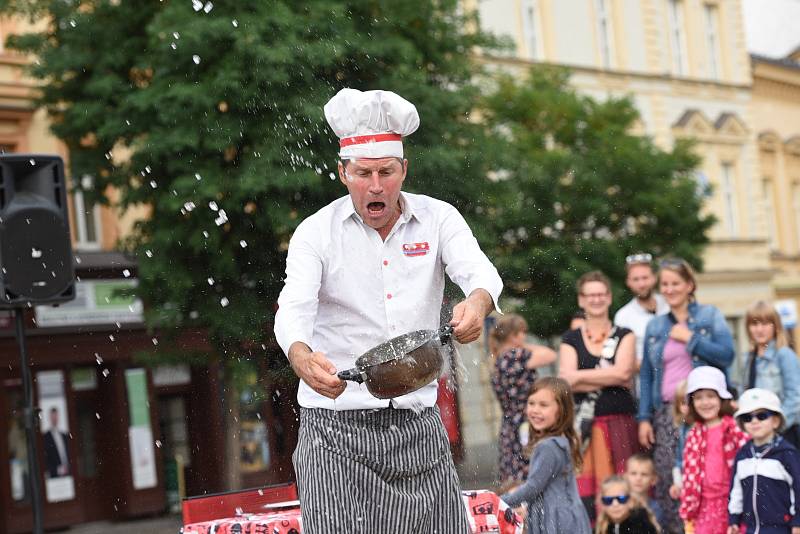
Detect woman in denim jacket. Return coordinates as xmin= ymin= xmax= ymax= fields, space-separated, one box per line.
xmin=636 ymin=258 xmax=735 ymax=534
xmin=743 ymin=300 xmax=800 ymax=448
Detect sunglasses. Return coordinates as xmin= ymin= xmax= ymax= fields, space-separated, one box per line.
xmin=625 ymin=253 xmax=652 ymax=265
xmin=601 ymin=495 xmax=630 ymax=506
xmin=738 ymin=410 xmax=776 ymax=423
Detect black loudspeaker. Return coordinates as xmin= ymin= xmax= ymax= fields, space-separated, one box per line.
xmin=0 ymin=154 xmax=75 ymax=307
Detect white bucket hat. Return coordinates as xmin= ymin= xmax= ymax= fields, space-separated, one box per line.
xmin=686 ymin=366 xmax=731 ymax=400
xmin=735 ymin=388 xmax=784 ymax=419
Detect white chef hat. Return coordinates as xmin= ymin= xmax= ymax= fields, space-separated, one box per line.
xmin=324 ymin=88 xmax=420 ymax=159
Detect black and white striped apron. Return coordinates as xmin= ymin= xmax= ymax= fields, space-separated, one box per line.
xmin=293 ymin=405 xmax=470 ymax=534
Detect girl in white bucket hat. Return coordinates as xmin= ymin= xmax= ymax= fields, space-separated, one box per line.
xmin=679 ymin=367 xmax=748 ymax=534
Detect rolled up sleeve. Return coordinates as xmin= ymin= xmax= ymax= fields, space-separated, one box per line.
xmin=439 ymin=204 xmax=503 ymax=312
xmin=274 ymin=220 xmax=323 ymax=357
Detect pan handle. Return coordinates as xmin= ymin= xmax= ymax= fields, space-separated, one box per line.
xmin=337 ymin=368 xmax=366 ymax=384
xmin=438 ymin=324 xmax=454 ymax=345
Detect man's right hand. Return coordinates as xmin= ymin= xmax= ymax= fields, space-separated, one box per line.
xmin=638 ymin=420 xmax=655 ymax=448
xmin=288 ymin=342 xmax=346 ymax=399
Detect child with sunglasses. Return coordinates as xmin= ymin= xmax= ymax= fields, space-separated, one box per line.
xmin=595 ymin=475 xmax=659 ymax=533
xmin=680 ymin=367 xmax=748 ymax=534
xmin=728 ymin=388 xmax=800 ymax=534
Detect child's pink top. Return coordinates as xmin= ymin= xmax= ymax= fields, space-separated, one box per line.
xmin=701 ymin=423 xmax=729 ymax=499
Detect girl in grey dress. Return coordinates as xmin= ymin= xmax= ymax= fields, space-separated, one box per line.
xmin=501 ymin=377 xmax=591 ymax=534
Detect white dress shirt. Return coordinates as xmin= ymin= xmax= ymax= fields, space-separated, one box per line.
xmin=274 ymin=192 xmax=503 ymax=410
xmin=614 ymin=293 xmax=669 ymax=361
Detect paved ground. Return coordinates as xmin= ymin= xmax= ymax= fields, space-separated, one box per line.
xmin=66 ymin=514 xmax=182 ymax=534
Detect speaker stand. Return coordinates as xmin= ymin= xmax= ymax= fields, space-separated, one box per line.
xmin=14 ymin=308 xmax=44 ymax=534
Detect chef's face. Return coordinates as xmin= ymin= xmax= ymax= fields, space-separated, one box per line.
xmin=339 ymin=157 xmax=407 ymax=235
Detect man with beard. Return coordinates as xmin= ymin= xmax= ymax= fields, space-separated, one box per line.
xmin=274 ymin=88 xmax=502 ymax=533
xmin=614 ymin=254 xmax=669 ymax=367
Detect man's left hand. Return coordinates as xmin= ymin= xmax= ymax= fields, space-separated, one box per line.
xmin=450 ymin=289 xmax=493 ymax=344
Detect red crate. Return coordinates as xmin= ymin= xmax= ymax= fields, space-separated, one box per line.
xmin=181 ymin=482 xmax=298 ymax=524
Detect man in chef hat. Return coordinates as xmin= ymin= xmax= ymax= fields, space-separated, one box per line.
xmin=275 ymin=88 xmax=503 ymax=533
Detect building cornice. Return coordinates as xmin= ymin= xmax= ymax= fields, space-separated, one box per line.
xmin=480 ymin=55 xmax=753 ymax=91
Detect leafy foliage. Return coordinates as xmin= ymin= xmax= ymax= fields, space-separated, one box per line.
xmin=0 ymin=0 xmax=500 ymax=357
xmin=0 ymin=0 xmax=713 ymax=346
xmin=481 ymin=67 xmax=714 ymax=336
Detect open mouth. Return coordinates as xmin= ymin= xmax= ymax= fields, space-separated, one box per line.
xmin=367 ymin=202 xmax=386 ymax=215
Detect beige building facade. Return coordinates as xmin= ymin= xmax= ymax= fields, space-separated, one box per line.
xmin=455 ymin=0 xmax=798 ymax=485
xmin=752 ymin=50 xmax=800 ymax=333
xmin=473 ymin=0 xmax=776 ymax=344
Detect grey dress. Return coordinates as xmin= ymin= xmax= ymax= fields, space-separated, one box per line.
xmin=500 ymin=436 xmax=591 ymax=534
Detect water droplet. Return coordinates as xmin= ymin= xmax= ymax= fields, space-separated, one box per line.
xmin=150 ymin=180 xmax=157 ymax=188
xmin=155 ymin=439 xmax=162 ymax=448
xmin=192 ymin=54 xmax=201 ymax=65
xmin=191 ymin=0 xmax=202 ymax=11
xmin=108 ymin=334 xmax=115 ymax=341
xmin=220 ymin=297 xmax=229 ymax=307
xmin=207 ymin=277 xmax=214 ymax=285
xmin=202 ymin=231 xmax=209 ymax=238
xmin=232 ymin=19 xmax=238 ymax=27
xmin=183 ymin=201 xmax=196 ymax=212
xmin=95 ymin=412 xmax=101 ymax=420
xmin=102 ymin=369 xmax=110 ymax=378
xmin=173 ymin=32 xmax=180 ymax=39
xmin=171 ymin=42 xmax=177 ymax=50
xmin=29 ymin=159 xmax=35 ymax=166
xmin=69 ymin=20 xmax=76 ymax=27
xmin=145 ymin=249 xmax=153 ymax=258
xmin=329 ymin=172 xmax=336 ymax=180
xmin=208 ymin=200 xmax=218 ymax=211
xmin=122 ymin=269 xmax=131 ymax=278
xmin=95 ymin=353 xmax=103 ymax=365
xmin=152 ymin=337 xmax=158 ymax=346
xmin=214 ymin=210 xmax=228 ymax=226
xmin=239 ymin=240 xmax=247 ymax=248
xmin=203 ymin=1 xmax=213 ymax=13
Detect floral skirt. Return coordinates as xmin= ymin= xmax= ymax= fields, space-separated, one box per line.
xmin=653 ymin=403 xmax=684 ymax=534
xmin=576 ymin=413 xmax=639 ymax=524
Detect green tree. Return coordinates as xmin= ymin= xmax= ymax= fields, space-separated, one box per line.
xmin=482 ymin=67 xmax=714 ymax=336
xmin=0 ymin=0 xmax=500 ymax=487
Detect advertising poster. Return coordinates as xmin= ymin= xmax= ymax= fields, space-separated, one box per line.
xmin=125 ymin=369 xmax=157 ymax=490
xmin=37 ymin=370 xmax=75 ymax=502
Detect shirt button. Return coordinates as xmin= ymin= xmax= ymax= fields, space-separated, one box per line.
xmin=387 ymin=293 xmax=392 ymax=300
xmin=383 ymin=260 xmax=389 ymax=266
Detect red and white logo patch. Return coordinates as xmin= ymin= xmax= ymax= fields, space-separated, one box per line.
xmin=403 ymin=242 xmax=429 ymax=257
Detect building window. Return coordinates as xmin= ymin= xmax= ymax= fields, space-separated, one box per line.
xmin=521 ymin=0 xmax=543 ymax=60
xmin=721 ymin=162 xmax=738 ymax=237
xmin=595 ymin=0 xmax=614 ymax=68
xmin=72 ymin=175 xmax=101 ymax=249
xmin=763 ymin=179 xmax=778 ymax=250
xmin=704 ymin=4 xmax=721 ymax=79
xmin=793 ymin=184 xmax=800 ymax=249
xmin=668 ymin=0 xmax=687 ymax=75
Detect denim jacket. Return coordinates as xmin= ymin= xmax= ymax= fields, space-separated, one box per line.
xmin=746 ymin=341 xmax=800 ymax=428
xmin=637 ymin=301 xmax=735 ymax=421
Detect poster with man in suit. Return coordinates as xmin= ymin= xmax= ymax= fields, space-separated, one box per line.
xmin=43 ymin=407 xmax=70 ymax=478
xmin=37 ymin=370 xmax=75 ymax=502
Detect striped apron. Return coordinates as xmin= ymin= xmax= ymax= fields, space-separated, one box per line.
xmin=293 ymin=405 xmax=470 ymax=534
